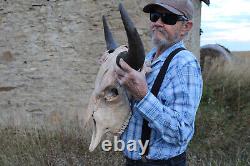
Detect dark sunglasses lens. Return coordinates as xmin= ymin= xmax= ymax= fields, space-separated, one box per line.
xmin=150 ymin=12 xmax=161 ymax=22
xmin=150 ymin=12 xmax=178 ymax=25
xmin=161 ymin=14 xmax=178 ymax=25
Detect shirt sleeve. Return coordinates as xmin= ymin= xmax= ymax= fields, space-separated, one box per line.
xmin=135 ymin=63 xmax=203 ymax=146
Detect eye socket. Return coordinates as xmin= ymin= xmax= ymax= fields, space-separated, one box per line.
xmin=110 ymin=88 xmax=118 ymax=96
xmin=104 ymin=87 xmax=119 ymax=102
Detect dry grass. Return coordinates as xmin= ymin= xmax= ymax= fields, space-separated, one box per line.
xmin=189 ymin=53 xmax=250 ymax=165
xmin=232 ymin=51 xmax=250 ymax=58
xmin=0 ymin=126 xmax=125 ymax=166
xmin=0 ymin=53 xmax=249 ymax=166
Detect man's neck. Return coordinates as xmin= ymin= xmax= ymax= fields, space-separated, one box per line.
xmin=153 ymin=44 xmax=172 ymax=61
xmin=155 ymin=46 xmax=168 ymax=58
xmin=153 ymin=40 xmax=182 ymax=61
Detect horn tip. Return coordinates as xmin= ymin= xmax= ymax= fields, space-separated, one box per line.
xmin=118 ymin=3 xmax=125 ymax=13
xmin=118 ymin=3 xmax=123 ymax=9
xmin=102 ymin=15 xmax=106 ymax=22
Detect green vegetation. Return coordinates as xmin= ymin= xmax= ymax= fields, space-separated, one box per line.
xmin=0 ymin=57 xmax=249 ymax=166
xmin=189 ymin=59 xmax=250 ymax=165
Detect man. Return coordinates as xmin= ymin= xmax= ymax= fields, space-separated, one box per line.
xmin=115 ymin=0 xmax=203 ymax=165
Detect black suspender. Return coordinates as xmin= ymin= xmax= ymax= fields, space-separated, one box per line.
xmin=141 ymin=47 xmax=186 ymax=156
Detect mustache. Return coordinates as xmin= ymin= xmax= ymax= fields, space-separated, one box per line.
xmin=153 ymin=27 xmax=165 ymax=32
xmin=150 ymin=27 xmax=168 ymax=37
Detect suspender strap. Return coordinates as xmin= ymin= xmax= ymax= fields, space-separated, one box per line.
xmin=141 ymin=47 xmax=186 ymax=156
xmin=151 ymin=47 xmax=186 ymax=96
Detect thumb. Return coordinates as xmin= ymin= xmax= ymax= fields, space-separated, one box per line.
xmin=120 ymin=59 xmax=132 ymax=72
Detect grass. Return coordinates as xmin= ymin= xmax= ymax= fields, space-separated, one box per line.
xmin=0 ymin=126 xmax=125 ymax=166
xmin=0 ymin=54 xmax=249 ymax=166
xmin=189 ymin=55 xmax=250 ymax=165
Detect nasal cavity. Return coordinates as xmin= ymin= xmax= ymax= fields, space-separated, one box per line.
xmin=108 ymin=49 xmax=115 ymax=54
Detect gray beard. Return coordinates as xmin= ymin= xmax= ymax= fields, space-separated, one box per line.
xmin=152 ymin=37 xmax=168 ymax=50
xmin=151 ymin=28 xmax=179 ymax=51
xmin=151 ymin=28 xmax=170 ymax=50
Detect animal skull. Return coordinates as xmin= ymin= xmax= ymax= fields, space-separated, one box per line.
xmin=87 ymin=3 xmax=145 ymax=152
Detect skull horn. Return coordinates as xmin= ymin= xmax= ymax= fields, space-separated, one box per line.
xmin=102 ymin=15 xmax=118 ymax=51
xmin=116 ymin=3 xmax=145 ymax=71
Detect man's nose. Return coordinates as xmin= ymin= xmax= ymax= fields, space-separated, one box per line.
xmin=152 ymin=18 xmax=164 ymax=27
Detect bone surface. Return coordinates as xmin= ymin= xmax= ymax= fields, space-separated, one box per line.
xmin=87 ymin=3 xmax=146 ymax=152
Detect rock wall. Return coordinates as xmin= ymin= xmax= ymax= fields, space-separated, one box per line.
xmin=0 ymin=0 xmax=201 ymax=128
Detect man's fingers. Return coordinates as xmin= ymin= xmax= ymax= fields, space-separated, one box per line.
xmin=115 ymin=59 xmax=135 ymax=86
xmin=141 ymin=62 xmax=152 ymax=75
xmin=115 ymin=66 xmax=127 ymax=85
xmin=115 ymin=65 xmax=126 ymax=77
xmin=119 ymin=59 xmax=132 ymax=72
xmin=115 ymin=74 xmax=122 ymax=84
xmin=116 ymin=74 xmax=126 ymax=85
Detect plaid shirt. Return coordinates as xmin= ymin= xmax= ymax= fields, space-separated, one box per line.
xmin=121 ymin=41 xmax=203 ymax=160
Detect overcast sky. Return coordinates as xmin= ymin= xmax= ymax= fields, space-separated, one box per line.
xmin=200 ymin=0 xmax=250 ymax=51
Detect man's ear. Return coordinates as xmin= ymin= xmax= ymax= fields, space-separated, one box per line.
xmin=185 ymin=21 xmax=193 ymax=31
xmin=181 ymin=21 xmax=193 ymax=37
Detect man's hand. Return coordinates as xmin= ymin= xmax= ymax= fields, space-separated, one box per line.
xmin=115 ymin=59 xmax=148 ymax=100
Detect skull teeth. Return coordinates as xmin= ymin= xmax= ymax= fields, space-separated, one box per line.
xmin=104 ymin=95 xmax=116 ymax=101
xmin=117 ymin=111 xmax=132 ymax=135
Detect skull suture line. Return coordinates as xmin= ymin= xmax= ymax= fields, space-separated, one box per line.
xmin=87 ymin=3 xmax=147 ymax=152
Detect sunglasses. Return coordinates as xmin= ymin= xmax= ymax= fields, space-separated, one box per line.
xmin=150 ymin=12 xmax=188 ymax=25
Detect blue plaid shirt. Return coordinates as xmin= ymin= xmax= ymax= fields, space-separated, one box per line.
xmin=121 ymin=41 xmax=203 ymax=160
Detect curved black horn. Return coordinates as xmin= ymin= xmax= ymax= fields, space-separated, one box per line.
xmin=102 ymin=15 xmax=118 ymax=51
xmin=116 ymin=3 xmax=145 ymax=71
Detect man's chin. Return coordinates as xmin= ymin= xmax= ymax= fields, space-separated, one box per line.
xmin=152 ymin=30 xmax=163 ymax=37
xmin=152 ymin=39 xmax=169 ymax=49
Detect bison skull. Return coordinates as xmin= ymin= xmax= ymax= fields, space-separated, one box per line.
xmin=87 ymin=3 xmax=145 ymax=152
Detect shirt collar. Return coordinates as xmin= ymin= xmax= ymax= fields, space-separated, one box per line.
xmin=146 ymin=41 xmax=185 ymax=65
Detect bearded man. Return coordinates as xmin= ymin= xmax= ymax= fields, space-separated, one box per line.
xmin=115 ymin=0 xmax=203 ymax=165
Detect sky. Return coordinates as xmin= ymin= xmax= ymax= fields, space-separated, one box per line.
xmin=200 ymin=0 xmax=250 ymax=51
